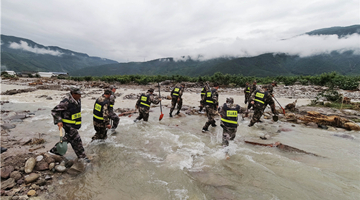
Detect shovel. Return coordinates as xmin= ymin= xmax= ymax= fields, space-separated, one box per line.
xmin=56 ymin=128 xmax=68 ymax=156
xmin=158 ymin=83 xmax=164 ymax=121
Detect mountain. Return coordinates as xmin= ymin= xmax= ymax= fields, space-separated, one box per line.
xmin=1 ymin=35 xmax=118 ymax=72
xmin=305 ymin=25 xmax=360 ymax=38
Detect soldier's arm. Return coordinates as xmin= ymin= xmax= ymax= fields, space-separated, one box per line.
xmin=237 ymin=105 xmax=242 ymax=113
xmin=150 ymin=95 xmax=161 ymax=105
xmin=214 ymin=92 xmax=219 ymax=106
xmin=51 ymin=100 xmax=68 ymax=125
xmin=135 ymin=96 xmax=141 ymax=108
xmin=218 ymin=106 xmax=225 ymax=117
xmin=103 ymin=103 xmax=110 ymax=125
xmin=179 ymin=88 xmax=184 ymax=98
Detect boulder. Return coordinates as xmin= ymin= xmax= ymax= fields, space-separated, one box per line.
xmin=35 ymin=161 xmax=49 ymax=171
xmin=1 ymin=165 xmax=14 ymax=179
xmin=24 ymin=157 xmax=36 ymax=173
xmin=24 ymin=173 xmax=40 ymax=184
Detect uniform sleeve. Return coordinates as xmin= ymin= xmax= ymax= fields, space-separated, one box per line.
xmin=135 ymin=95 xmax=141 ymax=107
xmin=218 ymin=106 xmax=225 ymax=117
xmin=51 ymin=100 xmax=68 ymax=125
xmin=150 ymin=95 xmax=160 ymax=105
xmin=103 ymin=103 xmax=110 ymax=125
xmin=214 ymin=91 xmax=219 ymax=106
xmin=110 ymin=95 xmax=116 ymax=104
xmin=179 ymin=88 xmax=184 ymax=98
xmin=236 ymin=105 xmax=242 ymax=113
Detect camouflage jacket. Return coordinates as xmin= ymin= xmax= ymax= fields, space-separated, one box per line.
xmin=109 ymin=92 xmax=116 ymax=111
xmin=267 ymin=84 xmax=274 ymax=95
xmin=51 ymin=93 xmax=81 ymax=127
xmin=204 ymin=88 xmax=219 ymax=107
xmin=171 ymin=85 xmax=185 ymax=99
xmin=250 ymin=84 xmax=257 ymax=94
xmin=136 ymin=92 xmax=161 ymax=110
xmin=250 ymin=90 xmax=276 ymax=114
xmin=93 ymin=95 xmax=111 ymax=127
xmin=219 ymin=103 xmax=241 ymax=127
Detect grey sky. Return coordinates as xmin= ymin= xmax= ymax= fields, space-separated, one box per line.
xmin=2 ymin=0 xmax=359 ymax=62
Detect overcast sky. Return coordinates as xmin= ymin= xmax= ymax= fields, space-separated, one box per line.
xmin=2 ymin=0 xmax=359 ymax=62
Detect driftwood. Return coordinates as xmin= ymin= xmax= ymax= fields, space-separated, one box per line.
xmin=118 ymin=110 xmax=138 ymax=117
xmin=245 ymin=141 xmax=322 ymax=157
xmin=298 ymin=111 xmax=360 ymax=131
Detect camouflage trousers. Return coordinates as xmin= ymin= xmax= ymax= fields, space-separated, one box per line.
xmin=170 ymin=97 xmax=182 ymax=114
xmin=50 ymin=125 xmax=86 ymax=158
xmin=203 ymin=106 xmax=217 ymax=129
xmin=92 ymin=125 xmax=108 ymax=140
xmin=222 ymin=126 xmax=237 ymax=146
xmin=250 ymin=104 xmax=266 ymax=125
xmin=199 ymin=98 xmax=205 ymax=112
xmin=244 ymin=93 xmax=251 ymax=104
xmin=109 ymin=111 xmax=119 ymax=129
xmin=136 ymin=107 xmax=150 ymax=121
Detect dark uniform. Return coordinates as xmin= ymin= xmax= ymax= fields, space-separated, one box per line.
xmin=248 ymin=87 xmax=277 ymax=126
xmin=49 ymin=91 xmax=86 ymax=159
xmin=135 ymin=89 xmax=161 ymax=121
xmin=92 ymin=91 xmax=111 ymax=140
xmin=199 ymin=84 xmax=210 ymax=112
xmin=170 ymin=84 xmax=185 ymax=117
xmin=202 ymin=87 xmax=219 ymax=132
xmin=219 ymin=98 xmax=241 ymax=146
xmin=109 ymin=86 xmax=120 ymax=130
xmin=247 ymin=81 xmax=257 ymax=110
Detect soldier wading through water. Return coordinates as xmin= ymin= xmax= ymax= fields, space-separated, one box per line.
xmin=219 ymin=97 xmax=242 ymax=146
xmin=202 ymin=83 xmax=219 ymax=132
xmin=108 ymin=85 xmax=120 ymax=134
xmin=134 ymin=88 xmax=162 ymax=122
xmin=92 ymin=88 xmax=112 ymax=141
xmin=169 ymin=83 xmax=185 ymax=117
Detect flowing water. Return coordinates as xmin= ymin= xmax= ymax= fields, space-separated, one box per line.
xmin=1 ymin=84 xmax=360 ymax=200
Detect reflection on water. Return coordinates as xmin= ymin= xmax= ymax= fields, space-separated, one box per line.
xmin=2 ymin=101 xmax=360 ymax=200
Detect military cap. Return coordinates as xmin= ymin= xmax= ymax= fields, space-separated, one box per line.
xmin=148 ymin=88 xmax=154 ymax=93
xmin=272 ymin=80 xmax=277 ymax=86
xmin=70 ymin=87 xmax=82 ymax=94
xmin=110 ymin=85 xmax=118 ymax=90
xmin=253 ymin=80 xmax=257 ymax=83
xmin=104 ymin=88 xmax=112 ymax=95
xmin=226 ymin=97 xmax=234 ymax=104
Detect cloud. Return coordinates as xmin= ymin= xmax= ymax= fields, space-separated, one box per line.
xmin=8 ymin=41 xmax=63 ymax=56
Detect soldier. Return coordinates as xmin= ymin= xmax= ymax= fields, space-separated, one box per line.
xmin=108 ymin=85 xmax=120 ymax=133
xmin=169 ymin=83 xmax=185 ymax=117
xmin=248 ymin=85 xmax=277 ymax=127
xmin=202 ymin=83 xmax=219 ymax=132
xmin=92 ymin=88 xmax=112 ymax=141
xmin=247 ymin=80 xmax=258 ymax=110
xmin=267 ymin=80 xmax=277 ymax=96
xmin=219 ymin=97 xmax=242 ymax=146
xmin=134 ymin=88 xmax=161 ymax=122
xmin=199 ymin=82 xmax=210 ymax=113
xmin=244 ymin=82 xmax=251 ymax=104
xmin=48 ymin=87 xmax=90 ymax=162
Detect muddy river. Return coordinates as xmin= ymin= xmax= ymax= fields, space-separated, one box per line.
xmin=1 ymin=83 xmax=359 ymax=200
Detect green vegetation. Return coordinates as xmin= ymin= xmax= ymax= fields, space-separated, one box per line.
xmin=66 ymin=71 xmax=360 ymax=90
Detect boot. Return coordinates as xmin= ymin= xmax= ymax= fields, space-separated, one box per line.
xmin=175 ymin=110 xmax=180 ymax=115
xmin=169 ymin=112 xmax=173 ymax=118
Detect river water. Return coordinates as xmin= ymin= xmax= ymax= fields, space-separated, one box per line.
xmin=1 ymin=83 xmax=359 ymax=200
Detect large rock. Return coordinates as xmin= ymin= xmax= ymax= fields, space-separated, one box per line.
xmin=1 ymin=178 xmax=15 ymax=189
xmin=24 ymin=173 xmax=40 ymax=184
xmin=24 ymin=157 xmax=36 ymax=173
xmin=10 ymin=171 xmax=22 ymax=180
xmin=35 ymin=161 xmax=49 ymax=171
xmin=1 ymin=165 xmax=14 ymax=179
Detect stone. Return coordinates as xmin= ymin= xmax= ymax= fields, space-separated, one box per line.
xmin=48 ymin=163 xmax=55 ymax=171
xmin=55 ymin=165 xmax=66 ymax=172
xmin=35 ymin=155 xmax=43 ymax=162
xmin=35 ymin=161 xmax=48 ymax=171
xmin=27 ymin=190 xmax=36 ymax=196
xmin=31 ymin=184 xmax=39 ymax=190
xmin=1 ymin=178 xmax=15 ymax=189
xmin=24 ymin=173 xmax=40 ymax=184
xmin=18 ymin=195 xmax=29 ymax=200
xmin=10 ymin=171 xmax=22 ymax=181
xmin=35 ymin=179 xmax=46 ymax=186
xmin=24 ymin=157 xmax=36 ymax=174
xmin=44 ymin=153 xmax=62 ymax=162
xmin=65 ymin=160 xmax=74 ymax=168
xmin=0 ymin=124 xmax=16 ymax=130
xmin=44 ymin=175 xmax=52 ymax=180
xmin=44 ymin=156 xmax=55 ymax=164
xmin=17 ymin=179 xmax=24 ymax=185
xmin=1 ymin=165 xmax=15 ymax=179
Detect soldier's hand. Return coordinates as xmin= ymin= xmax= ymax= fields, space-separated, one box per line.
xmin=57 ymin=122 xmax=63 ymax=130
xmin=159 ymin=98 xmax=162 ymax=101
xmin=106 ymin=124 xmax=111 ymax=129
xmin=251 ymin=101 xmax=254 ymax=104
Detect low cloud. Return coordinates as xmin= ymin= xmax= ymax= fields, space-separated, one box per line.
xmin=9 ymin=41 xmax=63 ymax=56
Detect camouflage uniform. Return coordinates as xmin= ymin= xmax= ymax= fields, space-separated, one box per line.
xmin=247 ymin=83 xmax=257 ymax=110
xmin=92 ymin=94 xmax=111 ymax=140
xmin=170 ymin=84 xmax=185 ymax=116
xmin=219 ymin=101 xmax=241 ymax=146
xmin=202 ymin=88 xmax=219 ymax=131
xmin=199 ymin=84 xmax=210 ymax=112
xmin=109 ymin=91 xmax=120 ymax=129
xmin=244 ymin=83 xmax=251 ymax=104
xmin=49 ymin=93 xmax=86 ymax=159
xmin=249 ymin=87 xmax=277 ymax=126
xmin=135 ymin=91 xmax=161 ymax=121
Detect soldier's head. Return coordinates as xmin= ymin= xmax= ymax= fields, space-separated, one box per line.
xmin=148 ymin=88 xmax=154 ymax=94
xmin=226 ymin=97 xmax=234 ymax=104
xmin=213 ymin=83 xmax=219 ymax=89
xmin=262 ymin=85 xmax=268 ymax=91
xmin=104 ymin=88 xmax=112 ymax=98
xmin=110 ymin=85 xmax=118 ymax=93
xmin=70 ymin=87 xmax=82 ymax=100
xmin=181 ymin=83 xmax=186 ymax=88
xmin=253 ymin=80 xmax=257 ymax=85
xmin=245 ymin=82 xmax=249 ymax=86
xmin=271 ymin=81 xmax=277 ymax=87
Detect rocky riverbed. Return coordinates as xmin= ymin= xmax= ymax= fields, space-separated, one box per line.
xmin=1 ymin=77 xmax=359 ymax=199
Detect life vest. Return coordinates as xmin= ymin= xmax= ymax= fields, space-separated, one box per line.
xmin=245 ymin=86 xmax=250 ymax=93
xmin=93 ymin=97 xmax=109 ymax=123
xmin=201 ymin=87 xmax=206 ymax=97
xmin=220 ymin=103 xmax=239 ymax=127
xmin=205 ymin=89 xmax=217 ymax=105
xmin=61 ymin=99 xmax=81 ymax=129
xmin=254 ymin=90 xmax=268 ymax=105
xmin=171 ymin=87 xmax=181 ymax=97
xmin=139 ymin=93 xmax=151 ymax=108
